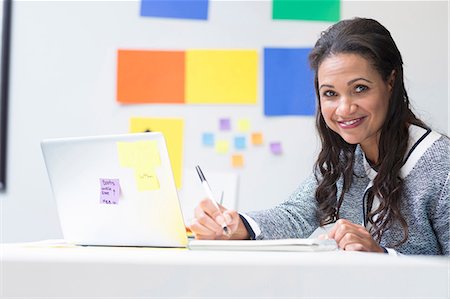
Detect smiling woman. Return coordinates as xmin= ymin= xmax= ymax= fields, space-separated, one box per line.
xmin=0 ymin=0 xmax=11 ymax=190
xmin=189 ymin=17 xmax=450 ymax=256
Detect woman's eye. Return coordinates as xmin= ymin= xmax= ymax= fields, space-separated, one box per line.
xmin=355 ymin=85 xmax=368 ymax=93
xmin=322 ymin=90 xmax=336 ymax=97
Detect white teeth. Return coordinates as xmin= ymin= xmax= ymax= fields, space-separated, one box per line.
xmin=342 ymin=119 xmax=359 ymax=125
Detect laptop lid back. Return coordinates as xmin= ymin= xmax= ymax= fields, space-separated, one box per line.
xmin=41 ymin=132 xmax=187 ymax=247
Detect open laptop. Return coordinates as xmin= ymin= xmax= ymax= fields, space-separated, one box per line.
xmin=41 ymin=132 xmax=188 ymax=247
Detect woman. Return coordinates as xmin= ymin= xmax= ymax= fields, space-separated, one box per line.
xmin=189 ymin=18 xmax=449 ymax=255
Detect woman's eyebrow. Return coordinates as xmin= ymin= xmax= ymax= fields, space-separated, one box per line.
xmin=318 ymin=84 xmax=334 ymax=91
xmin=347 ymin=77 xmax=373 ymax=85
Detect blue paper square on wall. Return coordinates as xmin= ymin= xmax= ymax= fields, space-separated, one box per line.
xmin=141 ymin=0 xmax=209 ymax=20
xmin=202 ymin=133 xmax=214 ymax=146
xmin=264 ymin=48 xmax=316 ymax=116
xmin=234 ymin=136 xmax=246 ymax=150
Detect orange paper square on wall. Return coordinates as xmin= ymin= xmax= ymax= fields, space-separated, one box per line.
xmin=117 ymin=50 xmax=185 ymax=104
xmin=251 ymin=132 xmax=264 ymax=145
xmin=231 ymin=154 xmax=244 ymax=168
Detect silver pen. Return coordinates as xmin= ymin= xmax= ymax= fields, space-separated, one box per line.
xmin=195 ymin=165 xmax=230 ymax=236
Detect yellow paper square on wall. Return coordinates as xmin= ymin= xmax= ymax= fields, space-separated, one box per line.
xmin=185 ymin=50 xmax=258 ymax=104
xmin=215 ymin=140 xmax=230 ymax=154
xmin=237 ymin=118 xmax=251 ymax=132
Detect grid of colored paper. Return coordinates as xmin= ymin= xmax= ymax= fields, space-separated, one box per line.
xmin=121 ymin=1 xmax=341 ymax=173
xmin=201 ymin=118 xmax=283 ymax=168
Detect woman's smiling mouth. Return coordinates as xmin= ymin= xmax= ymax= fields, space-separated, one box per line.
xmin=337 ymin=117 xmax=366 ymax=128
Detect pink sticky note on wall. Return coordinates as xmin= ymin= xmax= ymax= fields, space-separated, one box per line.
xmin=219 ymin=118 xmax=231 ymax=131
xmin=270 ymin=142 xmax=283 ymax=155
xmin=100 ymin=179 xmax=120 ymax=204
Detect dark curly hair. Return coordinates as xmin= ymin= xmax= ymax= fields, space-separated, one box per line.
xmin=309 ymin=18 xmax=427 ymax=245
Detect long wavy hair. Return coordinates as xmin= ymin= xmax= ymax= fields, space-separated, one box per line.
xmin=309 ymin=18 xmax=427 ymax=245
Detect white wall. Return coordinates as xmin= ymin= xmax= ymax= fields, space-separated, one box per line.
xmin=1 ymin=0 xmax=448 ymax=242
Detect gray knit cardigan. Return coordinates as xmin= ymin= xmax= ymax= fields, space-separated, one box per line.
xmin=247 ymin=127 xmax=449 ymax=255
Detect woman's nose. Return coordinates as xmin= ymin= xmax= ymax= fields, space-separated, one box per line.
xmin=336 ymin=96 xmax=356 ymax=116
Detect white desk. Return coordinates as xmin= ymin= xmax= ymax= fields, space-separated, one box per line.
xmin=1 ymin=241 xmax=449 ymax=298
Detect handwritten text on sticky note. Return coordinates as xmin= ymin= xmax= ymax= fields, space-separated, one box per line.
xmin=117 ymin=140 xmax=161 ymax=192
xmin=100 ymin=179 xmax=120 ymax=204
xmin=135 ymin=167 xmax=160 ymax=191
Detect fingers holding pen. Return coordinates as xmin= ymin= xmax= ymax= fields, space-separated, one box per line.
xmin=198 ymin=198 xmax=228 ymax=225
xmin=190 ymin=198 xmax=228 ymax=239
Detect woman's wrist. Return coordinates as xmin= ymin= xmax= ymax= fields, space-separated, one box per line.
xmin=231 ymin=215 xmax=251 ymax=240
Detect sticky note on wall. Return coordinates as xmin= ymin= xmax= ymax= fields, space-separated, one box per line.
xmin=215 ymin=140 xmax=230 ymax=154
xmin=272 ymin=0 xmax=340 ymax=22
xmin=202 ymin=133 xmax=214 ymax=146
xmin=117 ymin=50 xmax=185 ymax=104
xmin=186 ymin=50 xmax=258 ymax=104
xmin=237 ymin=118 xmax=251 ymax=132
xmin=270 ymin=142 xmax=283 ymax=155
xmin=130 ymin=118 xmax=184 ymax=188
xmin=251 ymin=132 xmax=264 ymax=145
xmin=232 ymin=154 xmax=244 ymax=168
xmin=219 ymin=118 xmax=231 ymax=131
xmin=264 ymin=48 xmax=316 ymax=116
xmin=140 ymin=0 xmax=209 ymax=20
xmin=234 ymin=136 xmax=246 ymax=150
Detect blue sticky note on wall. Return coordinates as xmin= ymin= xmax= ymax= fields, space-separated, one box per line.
xmin=234 ymin=136 xmax=246 ymax=150
xmin=141 ymin=0 xmax=209 ymax=20
xmin=264 ymin=48 xmax=316 ymax=116
xmin=202 ymin=132 xmax=214 ymax=147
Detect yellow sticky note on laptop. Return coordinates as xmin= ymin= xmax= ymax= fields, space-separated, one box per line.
xmin=135 ymin=140 xmax=161 ymax=168
xmin=135 ymin=168 xmax=160 ymax=191
xmin=130 ymin=117 xmax=184 ymax=189
xmin=185 ymin=50 xmax=258 ymax=104
xmin=117 ymin=141 xmax=138 ymax=168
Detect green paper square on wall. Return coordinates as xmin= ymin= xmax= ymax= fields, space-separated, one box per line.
xmin=273 ymin=0 xmax=340 ymax=22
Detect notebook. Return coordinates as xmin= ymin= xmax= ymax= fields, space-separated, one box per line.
xmin=41 ymin=132 xmax=188 ymax=248
xmin=188 ymin=238 xmax=337 ymax=252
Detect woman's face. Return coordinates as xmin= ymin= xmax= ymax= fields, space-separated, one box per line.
xmin=318 ymin=53 xmax=394 ymax=161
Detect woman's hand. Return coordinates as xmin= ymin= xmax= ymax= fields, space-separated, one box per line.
xmin=328 ymin=219 xmax=384 ymax=252
xmin=189 ymin=198 xmax=249 ymax=240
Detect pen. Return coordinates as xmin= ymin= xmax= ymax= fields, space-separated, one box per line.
xmin=195 ymin=165 xmax=230 ymax=236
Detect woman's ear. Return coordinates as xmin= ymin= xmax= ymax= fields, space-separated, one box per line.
xmin=388 ymin=70 xmax=396 ymax=92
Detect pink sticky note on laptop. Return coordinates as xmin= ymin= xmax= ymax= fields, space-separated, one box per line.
xmin=100 ymin=178 xmax=120 ymax=204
